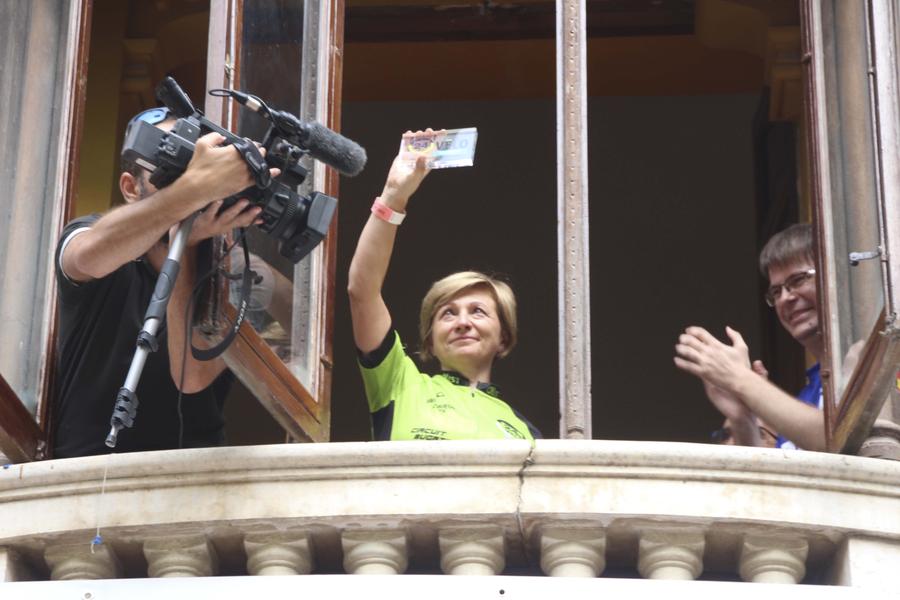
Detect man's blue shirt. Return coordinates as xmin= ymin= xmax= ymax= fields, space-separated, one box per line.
xmin=776 ymin=362 xmax=822 ymax=449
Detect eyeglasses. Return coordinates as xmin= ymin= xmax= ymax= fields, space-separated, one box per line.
xmin=129 ymin=106 xmax=171 ymax=127
xmin=710 ymin=425 xmax=777 ymax=444
xmin=764 ymin=269 xmax=816 ymax=307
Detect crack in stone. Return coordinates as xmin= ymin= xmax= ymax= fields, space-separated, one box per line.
xmin=514 ymin=442 xmax=537 ymax=570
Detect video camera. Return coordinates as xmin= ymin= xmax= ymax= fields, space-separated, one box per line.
xmin=121 ymin=77 xmax=366 ymax=263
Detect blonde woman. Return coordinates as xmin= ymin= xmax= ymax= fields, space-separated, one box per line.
xmin=348 ymin=136 xmax=540 ymax=441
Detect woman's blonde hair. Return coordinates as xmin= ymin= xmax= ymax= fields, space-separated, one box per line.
xmin=418 ymin=271 xmax=517 ymax=362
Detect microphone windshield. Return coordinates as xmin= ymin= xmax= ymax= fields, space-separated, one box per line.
xmin=303 ymin=121 xmax=367 ymax=177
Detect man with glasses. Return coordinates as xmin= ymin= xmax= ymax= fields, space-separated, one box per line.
xmin=674 ymin=223 xmax=826 ymax=451
xmin=53 ymin=107 xmax=273 ymax=457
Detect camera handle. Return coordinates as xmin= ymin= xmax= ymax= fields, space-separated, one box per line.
xmin=105 ymin=214 xmax=197 ymax=449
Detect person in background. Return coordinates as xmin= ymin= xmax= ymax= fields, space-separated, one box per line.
xmin=675 ymin=223 xmax=825 ymax=450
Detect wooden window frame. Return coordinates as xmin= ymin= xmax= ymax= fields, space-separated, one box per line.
xmin=801 ymin=0 xmax=900 ymax=453
xmin=0 ymin=0 xmax=92 ymax=462
xmin=204 ymin=0 xmax=345 ymax=442
xmin=0 ymin=373 xmax=43 ymax=463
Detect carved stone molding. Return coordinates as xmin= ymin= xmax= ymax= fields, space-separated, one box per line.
xmin=3 ymin=441 xmax=900 ymax=587
xmin=439 ymin=525 xmax=506 ymax=575
xmin=44 ymin=542 xmax=121 ymax=581
xmin=342 ymin=529 xmax=408 ymax=575
xmin=539 ymin=523 xmax=606 ymax=577
xmin=740 ymin=535 xmax=808 ymax=584
xmin=637 ymin=528 xmax=705 ymax=580
xmin=143 ymin=535 xmax=218 ymax=578
xmin=245 ymin=530 xmax=314 ymax=576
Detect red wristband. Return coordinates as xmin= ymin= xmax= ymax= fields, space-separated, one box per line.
xmin=371 ymin=197 xmax=406 ymax=225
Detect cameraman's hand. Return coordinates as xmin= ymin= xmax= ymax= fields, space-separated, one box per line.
xmin=175 ymin=198 xmax=264 ymax=247
xmin=181 ymin=132 xmax=277 ymax=209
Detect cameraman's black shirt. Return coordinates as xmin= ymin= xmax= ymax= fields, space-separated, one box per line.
xmin=53 ymin=214 xmax=228 ymax=458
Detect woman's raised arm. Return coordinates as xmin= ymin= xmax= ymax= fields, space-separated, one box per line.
xmin=348 ymin=141 xmax=430 ymax=353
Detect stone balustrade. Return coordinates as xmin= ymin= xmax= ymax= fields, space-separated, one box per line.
xmin=0 ymin=440 xmax=899 ymax=593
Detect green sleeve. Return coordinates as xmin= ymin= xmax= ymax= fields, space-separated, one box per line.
xmin=358 ymin=331 xmax=420 ymax=413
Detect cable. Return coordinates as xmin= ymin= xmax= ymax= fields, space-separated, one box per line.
xmin=90 ymin=453 xmax=112 ymax=551
xmin=176 ymin=229 xmax=248 ymax=448
xmin=209 ymin=88 xmax=273 ymax=120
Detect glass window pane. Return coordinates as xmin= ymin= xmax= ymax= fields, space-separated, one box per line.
xmin=817 ymin=0 xmax=884 ymax=400
xmin=231 ymin=0 xmax=325 ymax=395
xmin=0 ymin=1 xmax=74 ymax=415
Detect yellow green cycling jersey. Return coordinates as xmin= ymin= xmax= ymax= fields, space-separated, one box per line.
xmin=359 ymin=330 xmax=540 ymax=441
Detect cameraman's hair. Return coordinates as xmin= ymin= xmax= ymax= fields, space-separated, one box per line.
xmin=759 ymin=223 xmax=814 ymax=278
xmin=418 ymin=271 xmax=518 ymax=362
xmin=120 ymin=157 xmax=142 ymax=177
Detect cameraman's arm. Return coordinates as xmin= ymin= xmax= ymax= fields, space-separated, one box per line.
xmin=62 ymin=132 xmax=257 ymax=283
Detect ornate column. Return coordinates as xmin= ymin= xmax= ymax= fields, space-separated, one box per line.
xmin=556 ymin=0 xmax=592 ymax=439
xmin=44 ymin=542 xmax=121 ymax=580
xmin=539 ymin=523 xmax=606 ymax=577
xmin=245 ymin=530 xmax=314 ymax=576
xmin=144 ymin=535 xmax=218 ymax=578
xmin=637 ymin=527 xmax=705 ymax=580
xmin=739 ymin=534 xmax=808 ymax=584
xmin=342 ymin=529 xmax=408 ymax=575
xmin=439 ymin=525 xmax=505 ymax=575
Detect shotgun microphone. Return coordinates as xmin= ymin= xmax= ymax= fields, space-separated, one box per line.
xmin=230 ymin=91 xmax=367 ymax=176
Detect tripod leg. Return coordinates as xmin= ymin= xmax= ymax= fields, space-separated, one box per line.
xmin=106 ymin=215 xmax=198 ymax=448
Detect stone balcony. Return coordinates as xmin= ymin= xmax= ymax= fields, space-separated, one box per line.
xmin=1 ymin=440 xmax=899 ymax=596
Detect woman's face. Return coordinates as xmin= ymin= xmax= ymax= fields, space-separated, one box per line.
xmin=429 ymin=287 xmax=506 ymax=375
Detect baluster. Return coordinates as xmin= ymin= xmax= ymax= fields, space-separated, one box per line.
xmin=245 ymin=530 xmax=314 ymax=576
xmin=45 ymin=542 xmax=121 ymax=580
xmin=637 ymin=527 xmax=705 ymax=580
xmin=439 ymin=525 xmax=505 ymax=575
xmin=144 ymin=535 xmax=217 ymax=578
xmin=539 ymin=524 xmax=606 ymax=577
xmin=342 ymin=529 xmax=408 ymax=574
xmin=740 ymin=534 xmax=808 ymax=584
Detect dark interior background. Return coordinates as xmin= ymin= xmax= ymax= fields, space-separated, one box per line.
xmin=329 ymin=93 xmax=764 ymax=443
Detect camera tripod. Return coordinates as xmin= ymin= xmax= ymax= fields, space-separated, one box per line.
xmin=105 ymin=215 xmax=196 ymax=449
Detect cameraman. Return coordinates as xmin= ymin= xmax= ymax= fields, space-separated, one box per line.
xmin=52 ymin=107 xmax=276 ymax=458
